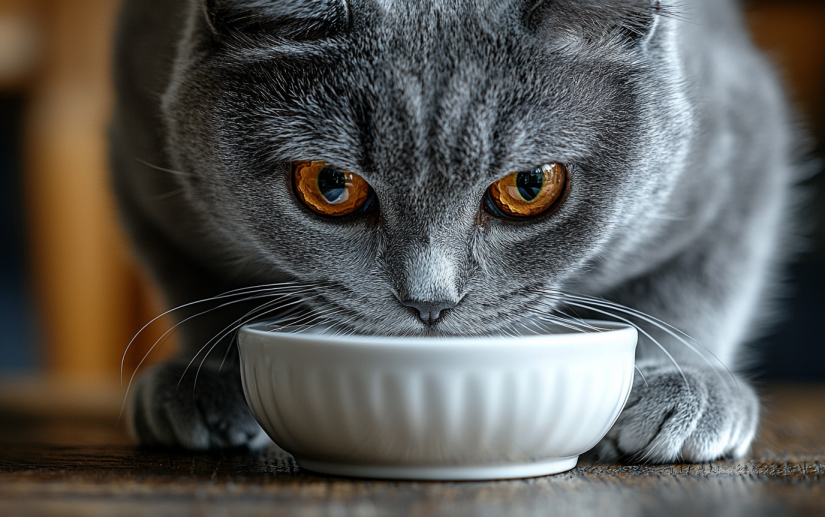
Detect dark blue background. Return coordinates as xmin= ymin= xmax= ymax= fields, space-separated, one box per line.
xmin=0 ymin=97 xmax=37 ymax=373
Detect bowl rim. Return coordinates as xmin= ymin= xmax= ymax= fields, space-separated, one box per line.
xmin=239 ymin=319 xmax=637 ymax=349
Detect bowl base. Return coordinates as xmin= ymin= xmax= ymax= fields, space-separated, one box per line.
xmin=297 ymin=456 xmax=579 ymax=481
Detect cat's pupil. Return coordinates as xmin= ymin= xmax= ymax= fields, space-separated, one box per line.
xmin=317 ymin=167 xmax=346 ymax=202
xmin=516 ymin=168 xmax=544 ymax=201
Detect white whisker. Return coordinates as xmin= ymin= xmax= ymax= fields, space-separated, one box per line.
xmin=183 ymin=293 xmax=324 ymax=393
xmin=136 ymin=158 xmax=196 ymax=177
xmin=634 ymin=365 xmax=649 ymax=388
xmin=561 ymin=299 xmax=690 ymax=391
xmin=518 ymin=304 xmax=598 ymax=334
xmin=120 ymin=282 xmax=317 ymax=383
xmin=151 ymin=188 xmax=186 ymax=200
xmin=558 ymin=292 xmax=734 ymax=387
xmin=118 ymin=290 xmax=305 ymax=424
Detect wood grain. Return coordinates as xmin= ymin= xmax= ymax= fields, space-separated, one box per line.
xmin=0 ymin=384 xmax=823 ymax=516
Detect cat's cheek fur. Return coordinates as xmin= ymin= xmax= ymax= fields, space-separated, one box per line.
xmin=127 ymin=362 xmax=271 ymax=450
xmin=593 ymin=361 xmax=759 ymax=463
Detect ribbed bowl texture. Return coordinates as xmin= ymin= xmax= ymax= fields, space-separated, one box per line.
xmin=238 ymin=321 xmax=637 ymax=480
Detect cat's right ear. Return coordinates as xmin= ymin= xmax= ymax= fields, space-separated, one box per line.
xmin=203 ymin=0 xmax=351 ymax=40
xmin=525 ymin=0 xmax=672 ymax=47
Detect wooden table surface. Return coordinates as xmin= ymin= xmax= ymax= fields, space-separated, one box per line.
xmin=0 ymin=382 xmax=823 ymax=516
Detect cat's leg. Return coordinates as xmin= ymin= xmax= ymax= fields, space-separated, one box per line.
xmin=589 ymin=288 xmax=764 ymax=463
xmin=587 ymin=250 xmax=768 ymax=462
xmin=593 ymin=361 xmax=759 ymax=462
xmin=128 ymin=360 xmax=269 ymax=449
xmin=124 ymin=290 xmax=272 ymax=449
xmin=588 ymin=209 xmax=780 ymax=463
xmin=122 ymin=252 xmax=272 ymax=450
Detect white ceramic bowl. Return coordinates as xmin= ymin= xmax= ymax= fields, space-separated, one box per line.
xmin=238 ymin=321 xmax=637 ymax=480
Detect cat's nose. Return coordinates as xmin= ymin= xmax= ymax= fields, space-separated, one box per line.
xmin=401 ymin=299 xmax=457 ymax=325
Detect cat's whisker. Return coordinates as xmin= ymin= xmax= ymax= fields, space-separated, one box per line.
xmin=185 ymin=293 xmax=324 ymax=393
xmin=215 ymin=306 xmax=346 ymax=371
xmin=263 ymin=295 xmax=329 ymax=328
xmin=120 ymin=282 xmax=317 ymax=383
xmin=192 ymin=296 xmax=305 ymax=391
xmin=151 ymin=187 xmax=186 ymax=200
xmin=562 ymin=292 xmax=727 ymax=359
xmin=215 ymin=306 xmax=327 ymax=371
xmin=534 ymin=314 xmax=592 ymax=334
xmin=634 ymin=365 xmax=649 ymax=388
xmin=556 ymin=292 xmax=735 ymax=387
xmin=549 ymin=305 xmax=605 ymax=332
xmin=508 ymin=288 xmax=592 ymax=334
xmin=136 ymin=158 xmax=196 ymax=177
xmin=338 ymin=325 xmax=362 ymax=339
xmin=497 ymin=322 xmax=519 ymax=338
xmin=560 ymin=299 xmax=690 ymax=392
xmin=282 ymin=305 xmax=344 ymax=331
xmin=322 ymin=320 xmax=346 ymax=335
xmin=518 ymin=304 xmax=598 ymax=334
xmin=218 ymin=340 xmax=236 ymax=373
xmin=118 ymin=287 xmax=314 ymax=424
xmin=141 ymin=288 xmax=311 ymax=372
xmin=194 ymin=294 xmax=315 ymax=386
xmin=545 ymin=311 xmax=600 ymax=332
xmin=277 ymin=304 xmax=345 ymax=327
xmin=198 ymin=285 xmax=339 ymax=376
xmin=329 ymin=323 xmax=348 ymax=338
xmin=303 ymin=311 xmax=346 ymax=330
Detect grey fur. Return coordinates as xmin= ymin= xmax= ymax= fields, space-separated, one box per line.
xmin=111 ymin=0 xmax=799 ymax=461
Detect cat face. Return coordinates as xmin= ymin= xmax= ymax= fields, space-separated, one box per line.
xmin=162 ymin=0 xmax=691 ymax=335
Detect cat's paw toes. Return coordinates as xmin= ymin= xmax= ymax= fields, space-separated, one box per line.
xmin=127 ymin=361 xmax=268 ymax=450
xmin=594 ymin=364 xmax=759 ymax=464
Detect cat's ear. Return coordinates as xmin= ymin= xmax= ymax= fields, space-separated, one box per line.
xmin=203 ymin=0 xmax=351 ymax=40
xmin=526 ymin=0 xmax=669 ymax=47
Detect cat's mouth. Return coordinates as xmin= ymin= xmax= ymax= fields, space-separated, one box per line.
xmin=256 ymin=286 xmax=572 ymax=338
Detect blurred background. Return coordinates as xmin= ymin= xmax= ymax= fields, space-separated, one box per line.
xmin=0 ymin=0 xmax=823 ymax=389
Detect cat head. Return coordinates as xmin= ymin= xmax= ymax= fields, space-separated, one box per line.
xmin=161 ymin=0 xmax=692 ymax=335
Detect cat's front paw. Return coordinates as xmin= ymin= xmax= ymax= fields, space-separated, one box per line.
xmin=594 ymin=362 xmax=759 ymax=463
xmin=127 ymin=361 xmax=269 ymax=450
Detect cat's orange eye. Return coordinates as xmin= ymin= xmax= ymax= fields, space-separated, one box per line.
xmin=487 ymin=163 xmax=567 ymax=218
xmin=293 ymin=161 xmax=371 ymax=217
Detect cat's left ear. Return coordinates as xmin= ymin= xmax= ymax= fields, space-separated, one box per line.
xmin=203 ymin=0 xmax=351 ymax=40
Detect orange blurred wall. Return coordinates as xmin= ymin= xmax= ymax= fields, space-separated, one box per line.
xmin=1 ymin=0 xmax=176 ymax=382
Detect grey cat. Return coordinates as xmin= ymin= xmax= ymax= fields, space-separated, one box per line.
xmin=112 ymin=0 xmax=800 ymax=463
